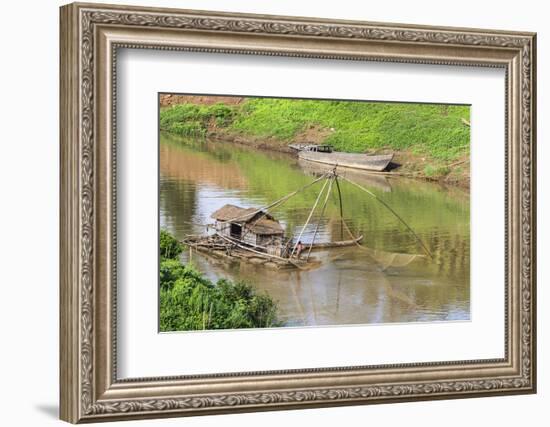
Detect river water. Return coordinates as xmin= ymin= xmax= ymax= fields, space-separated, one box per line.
xmin=160 ymin=132 xmax=470 ymax=327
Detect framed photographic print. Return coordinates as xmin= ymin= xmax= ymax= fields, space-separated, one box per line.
xmin=59 ymin=2 xmax=537 ymax=423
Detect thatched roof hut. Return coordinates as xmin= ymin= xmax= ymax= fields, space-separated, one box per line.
xmin=210 ymin=204 xmax=259 ymax=223
xmin=211 ymin=204 xmax=284 ymax=247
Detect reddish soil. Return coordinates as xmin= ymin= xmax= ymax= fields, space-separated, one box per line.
xmin=160 ymin=94 xmax=245 ymax=107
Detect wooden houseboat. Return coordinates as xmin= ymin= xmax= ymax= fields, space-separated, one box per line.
xmin=211 ymin=204 xmax=285 ymax=257
xmin=181 ymin=171 xmax=432 ymax=270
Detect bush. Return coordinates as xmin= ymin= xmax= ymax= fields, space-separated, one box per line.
xmin=210 ymin=103 xmax=235 ymax=126
xmin=170 ymin=121 xmax=206 ymax=137
xmin=159 ymin=257 xmax=280 ymax=331
xmin=160 ymin=229 xmax=184 ymax=260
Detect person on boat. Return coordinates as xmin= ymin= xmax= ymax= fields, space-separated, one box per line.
xmin=296 ymin=241 xmax=304 ymax=259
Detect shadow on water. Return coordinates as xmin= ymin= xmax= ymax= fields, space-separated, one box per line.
xmin=160 ymin=132 xmax=470 ymax=327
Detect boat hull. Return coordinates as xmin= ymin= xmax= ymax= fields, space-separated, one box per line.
xmin=299 ymin=151 xmax=393 ymax=172
xmin=305 ymin=235 xmax=363 ymax=250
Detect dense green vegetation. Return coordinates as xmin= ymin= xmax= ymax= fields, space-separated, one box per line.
xmin=160 ymin=99 xmax=470 ymax=162
xmin=159 ymin=229 xmax=280 ymax=332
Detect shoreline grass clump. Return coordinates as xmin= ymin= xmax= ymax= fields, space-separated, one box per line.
xmin=159 ymin=229 xmax=280 ymax=332
xmin=160 ymin=103 xmax=235 ymax=137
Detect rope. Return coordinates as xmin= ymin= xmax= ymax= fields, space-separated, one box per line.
xmin=235 ymin=173 xmax=330 ymax=248
xmin=237 ymin=188 xmax=294 ymax=245
xmin=340 ymin=175 xmax=433 ymax=259
xmin=221 ymin=173 xmax=329 ymax=224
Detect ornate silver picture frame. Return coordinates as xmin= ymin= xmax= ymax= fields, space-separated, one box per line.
xmin=60 ymin=2 xmax=536 ymax=423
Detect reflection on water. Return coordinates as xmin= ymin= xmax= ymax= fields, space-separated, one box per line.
xmin=160 ymin=132 xmax=470 ymax=326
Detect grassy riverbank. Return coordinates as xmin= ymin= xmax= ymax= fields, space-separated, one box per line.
xmin=159 ymin=97 xmax=470 ymax=186
xmin=159 ymin=230 xmax=280 ymax=332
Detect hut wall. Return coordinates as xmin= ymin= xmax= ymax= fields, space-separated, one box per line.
xmin=257 ymin=235 xmax=283 ymax=256
xmin=266 ymin=245 xmax=282 ymax=257
xmin=257 ymin=235 xmax=282 ymax=246
xmin=242 ymin=231 xmax=257 ymax=246
xmin=215 ymin=221 xmax=231 ymax=237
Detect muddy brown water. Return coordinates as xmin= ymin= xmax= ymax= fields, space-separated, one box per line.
xmin=160 ymin=132 xmax=470 ymax=327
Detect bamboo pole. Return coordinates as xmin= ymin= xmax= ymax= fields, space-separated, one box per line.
xmin=305 ymin=235 xmax=363 ymax=250
xmin=334 ymin=175 xmax=344 ymax=240
xmin=290 ymin=177 xmax=330 ymax=258
xmin=306 ymin=176 xmax=334 ymax=260
xmin=340 ymin=215 xmax=357 ymax=241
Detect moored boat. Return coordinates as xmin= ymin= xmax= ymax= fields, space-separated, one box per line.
xmin=299 ymin=151 xmax=394 ymax=172
xmin=305 ymin=235 xmax=363 ymax=250
xmin=297 ymin=158 xmax=392 ymax=192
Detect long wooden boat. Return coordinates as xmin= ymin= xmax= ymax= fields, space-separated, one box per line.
xmin=299 ymin=151 xmax=394 ymax=172
xmin=305 ymin=235 xmax=363 ymax=250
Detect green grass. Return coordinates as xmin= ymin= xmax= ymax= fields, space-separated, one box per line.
xmin=159 ymin=98 xmax=470 ymax=162
xmin=424 ymin=164 xmax=451 ymax=178
xmin=159 ymin=229 xmax=280 ymax=332
xmin=159 ymin=103 xmax=234 ymax=137
xmin=232 ymin=99 xmax=469 ymax=161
